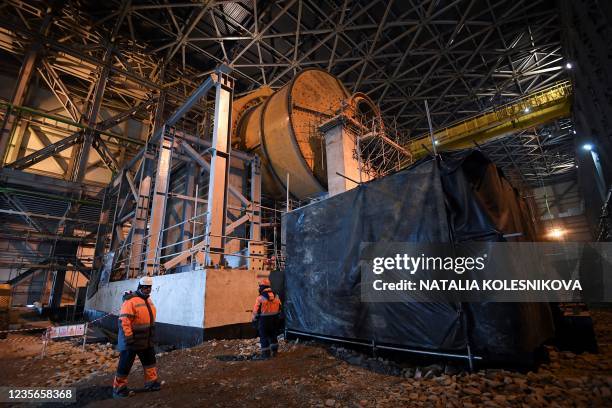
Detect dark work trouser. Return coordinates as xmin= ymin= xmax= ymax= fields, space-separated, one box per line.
xmin=258 ymin=315 xmax=279 ymax=354
xmin=113 ymin=347 xmax=157 ymax=389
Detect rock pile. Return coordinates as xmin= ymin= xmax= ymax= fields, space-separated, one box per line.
xmin=320 ymin=343 xmax=612 ymax=407
xmin=19 ymin=336 xmax=293 ymax=388
xmin=206 ymin=337 xmax=292 ymax=358
xmin=34 ymin=341 xmax=119 ymax=387
xmin=6 ymin=327 xmax=612 ymax=407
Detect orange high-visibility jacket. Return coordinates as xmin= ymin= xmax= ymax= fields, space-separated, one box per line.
xmin=252 ymin=288 xmax=281 ymax=320
xmin=118 ymin=293 xmax=156 ymax=350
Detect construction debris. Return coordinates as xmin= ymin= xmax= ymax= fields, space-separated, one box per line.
xmin=32 ymin=342 xmax=118 ymax=387
xmin=0 ymin=310 xmax=611 ymax=406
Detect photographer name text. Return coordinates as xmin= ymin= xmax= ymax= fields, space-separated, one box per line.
xmin=372 ymin=279 xmax=582 ymax=291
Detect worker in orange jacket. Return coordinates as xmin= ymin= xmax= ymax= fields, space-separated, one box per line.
xmin=113 ymin=276 xmax=161 ymax=398
xmin=252 ymin=278 xmax=282 ymax=358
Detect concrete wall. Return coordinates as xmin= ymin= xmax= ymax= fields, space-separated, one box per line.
xmin=324 ymin=123 xmax=356 ymax=197
xmin=86 ymin=268 xmax=206 ymax=328
xmin=203 ymin=268 xmax=259 ymax=328
xmin=86 ymin=268 xmax=261 ymax=333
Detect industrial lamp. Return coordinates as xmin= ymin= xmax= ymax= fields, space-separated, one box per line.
xmin=547 ymin=227 xmax=566 ymax=240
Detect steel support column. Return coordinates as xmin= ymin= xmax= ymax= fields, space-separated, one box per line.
xmin=247 ymin=156 xmax=264 ymax=270
xmin=144 ymin=128 xmax=174 ymax=275
xmin=204 ymin=70 xmax=234 ymax=266
xmin=108 ymin=172 xmax=125 ymax=252
xmin=0 ymin=48 xmax=39 ymax=165
xmin=179 ymin=162 xmax=197 ymax=256
xmin=72 ymin=61 xmax=111 ymax=183
xmin=249 ymin=156 xmax=262 ymax=242
xmin=128 ymin=84 xmax=166 ymax=277
xmin=72 ymin=0 xmax=131 ymax=183
xmin=0 ymin=3 xmax=59 ymax=165
xmin=123 ymin=66 xmax=229 ymax=273
xmin=128 ymin=153 xmax=152 ymax=277
xmin=48 ymin=270 xmax=66 ymax=309
xmin=92 ymin=188 xmax=111 ymax=272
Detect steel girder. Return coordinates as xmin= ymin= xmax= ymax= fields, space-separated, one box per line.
xmin=479 ymin=118 xmax=577 ymax=189
xmin=0 ymin=0 xmax=573 ymax=188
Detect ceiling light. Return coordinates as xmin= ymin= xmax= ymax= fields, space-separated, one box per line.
xmin=547 ymin=228 xmax=566 ymax=239
xmin=524 ymin=107 xmax=531 ymax=113
xmin=582 ymin=143 xmax=593 ymax=151
xmin=434 ymin=140 xmax=439 ymax=145
xmin=566 ymin=62 xmax=573 ymax=69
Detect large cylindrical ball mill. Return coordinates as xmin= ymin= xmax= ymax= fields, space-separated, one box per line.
xmin=234 ymin=69 xmax=352 ymax=200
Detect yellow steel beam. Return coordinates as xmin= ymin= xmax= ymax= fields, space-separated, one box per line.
xmin=407 ymin=81 xmax=573 ymax=159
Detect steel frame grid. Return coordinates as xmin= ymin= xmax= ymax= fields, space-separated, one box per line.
xmin=0 ymin=0 xmax=574 ymax=192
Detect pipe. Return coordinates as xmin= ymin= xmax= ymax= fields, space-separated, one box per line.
xmin=286 ymin=329 xmax=482 ymax=361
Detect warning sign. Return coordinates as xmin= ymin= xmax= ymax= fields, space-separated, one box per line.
xmin=48 ymin=324 xmax=86 ymax=339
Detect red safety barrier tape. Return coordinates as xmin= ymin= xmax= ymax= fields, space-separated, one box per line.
xmin=0 ymin=326 xmax=50 ymax=334
xmin=88 ymin=312 xmax=114 ymax=325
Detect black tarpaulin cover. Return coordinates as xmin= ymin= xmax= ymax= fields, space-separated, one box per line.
xmin=284 ymin=149 xmax=554 ymax=358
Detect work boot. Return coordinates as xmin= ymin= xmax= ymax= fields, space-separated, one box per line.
xmin=253 ymin=349 xmax=271 ymax=360
xmin=113 ymin=386 xmax=131 ymax=399
xmin=144 ymin=381 xmax=162 ymax=392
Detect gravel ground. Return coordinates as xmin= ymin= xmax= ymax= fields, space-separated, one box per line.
xmin=0 ymin=308 xmax=611 ymax=407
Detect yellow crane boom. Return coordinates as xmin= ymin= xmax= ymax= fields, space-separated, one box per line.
xmin=407 ymin=81 xmax=573 ymax=159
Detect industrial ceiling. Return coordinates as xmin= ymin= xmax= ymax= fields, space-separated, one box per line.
xmin=0 ymin=0 xmax=574 ymax=188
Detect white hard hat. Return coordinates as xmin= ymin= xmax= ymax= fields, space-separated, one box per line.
xmin=139 ymin=276 xmax=153 ymax=286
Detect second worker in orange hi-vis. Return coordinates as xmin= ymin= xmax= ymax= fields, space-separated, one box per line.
xmin=252 ymin=278 xmax=282 ymax=359
xmin=112 ymin=276 xmax=161 ymax=399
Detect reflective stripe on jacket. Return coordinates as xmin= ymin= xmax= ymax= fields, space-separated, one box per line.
xmin=118 ymin=293 xmax=156 ymax=351
xmin=252 ymin=288 xmax=281 ymax=320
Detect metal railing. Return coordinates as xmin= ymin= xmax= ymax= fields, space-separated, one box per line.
xmin=106 ymin=203 xmax=277 ymax=278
